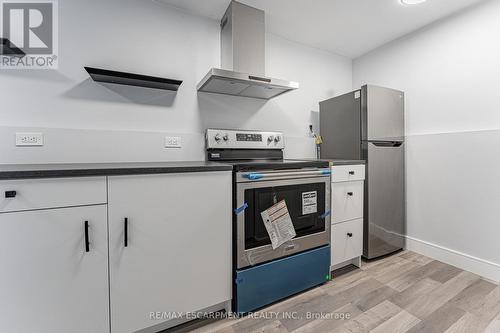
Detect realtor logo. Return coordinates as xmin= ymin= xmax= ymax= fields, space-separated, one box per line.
xmin=1 ymin=0 xmax=58 ymax=69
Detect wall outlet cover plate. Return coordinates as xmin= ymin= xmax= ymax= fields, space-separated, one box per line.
xmin=16 ymin=133 xmax=44 ymax=146
xmin=165 ymin=136 xmax=182 ymax=148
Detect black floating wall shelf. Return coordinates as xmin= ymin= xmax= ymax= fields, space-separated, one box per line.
xmin=0 ymin=38 xmax=25 ymax=58
xmin=84 ymin=67 xmax=182 ymax=91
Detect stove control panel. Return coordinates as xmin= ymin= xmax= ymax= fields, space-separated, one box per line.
xmin=206 ymin=129 xmax=284 ymax=149
xmin=236 ymin=133 xmax=262 ymax=142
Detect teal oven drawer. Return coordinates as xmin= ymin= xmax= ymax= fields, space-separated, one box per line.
xmin=234 ymin=245 xmax=330 ymax=313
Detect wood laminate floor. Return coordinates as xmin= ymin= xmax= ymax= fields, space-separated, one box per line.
xmin=170 ymin=251 xmax=500 ymax=333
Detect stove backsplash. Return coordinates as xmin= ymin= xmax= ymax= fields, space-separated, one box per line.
xmin=0 ymin=126 xmax=317 ymax=164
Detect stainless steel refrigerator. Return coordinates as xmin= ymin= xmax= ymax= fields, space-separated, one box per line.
xmin=320 ymin=85 xmax=405 ymax=259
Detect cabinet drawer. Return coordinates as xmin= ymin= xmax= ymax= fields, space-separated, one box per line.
xmin=331 ymin=180 xmax=363 ymax=224
xmin=0 ymin=177 xmax=107 ymax=213
xmin=331 ymin=218 xmax=363 ymax=267
xmin=331 ymin=165 xmax=365 ymax=183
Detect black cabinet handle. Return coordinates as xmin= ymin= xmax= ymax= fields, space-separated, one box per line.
xmin=347 ymin=232 xmax=353 ymax=237
xmin=347 ymin=192 xmax=354 ymax=196
xmin=124 ymin=218 xmax=128 ymax=247
xmin=5 ymin=190 xmax=16 ymax=198
xmin=84 ymin=221 xmax=90 ymax=252
xmin=349 ymin=171 xmax=355 ymax=175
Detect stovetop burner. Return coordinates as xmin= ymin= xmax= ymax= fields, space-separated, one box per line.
xmin=221 ymin=159 xmax=329 ymax=172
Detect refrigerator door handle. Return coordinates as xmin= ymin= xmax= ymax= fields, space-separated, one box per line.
xmin=370 ymin=141 xmax=403 ymax=147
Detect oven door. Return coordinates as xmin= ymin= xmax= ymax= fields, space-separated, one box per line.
xmin=235 ymin=169 xmax=331 ymax=269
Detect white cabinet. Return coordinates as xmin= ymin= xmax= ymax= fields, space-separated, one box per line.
xmin=107 ymin=172 xmax=232 ymax=333
xmin=331 ymin=165 xmax=365 ymax=270
xmin=331 ymin=180 xmax=364 ymax=224
xmin=0 ymin=177 xmax=107 ymax=213
xmin=0 ymin=205 xmax=109 ymax=333
xmin=331 ymin=218 xmax=363 ymax=267
xmin=330 ymin=164 xmax=365 ymax=183
xmin=0 ymin=171 xmax=232 ymax=333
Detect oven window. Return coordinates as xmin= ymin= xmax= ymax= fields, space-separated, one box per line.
xmin=244 ymin=182 xmax=326 ymax=250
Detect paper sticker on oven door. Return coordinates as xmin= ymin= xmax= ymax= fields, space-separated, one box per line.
xmin=302 ymin=191 xmax=317 ymax=215
xmin=261 ymin=200 xmax=296 ymax=250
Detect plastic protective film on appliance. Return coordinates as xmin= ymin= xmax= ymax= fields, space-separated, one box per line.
xmin=245 ymin=239 xmax=301 ymax=267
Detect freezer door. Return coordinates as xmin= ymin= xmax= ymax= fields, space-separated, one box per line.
xmin=363 ymin=141 xmax=405 ymax=259
xmin=362 ymin=85 xmax=404 ymax=142
xmin=320 ymin=90 xmax=361 ymax=159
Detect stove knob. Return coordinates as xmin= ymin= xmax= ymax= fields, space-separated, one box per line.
xmin=223 ymin=134 xmax=229 ymax=141
xmin=214 ymin=133 xmax=222 ymax=142
xmin=274 ymin=136 xmax=281 ymax=143
xmin=267 ymin=135 xmax=274 ymax=143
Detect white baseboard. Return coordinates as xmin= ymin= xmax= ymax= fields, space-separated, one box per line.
xmin=406 ymin=236 xmax=500 ymax=283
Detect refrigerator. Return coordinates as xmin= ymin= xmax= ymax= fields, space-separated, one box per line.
xmin=320 ymin=85 xmax=405 ymax=259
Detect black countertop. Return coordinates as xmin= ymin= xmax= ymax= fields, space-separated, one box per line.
xmin=0 ymin=161 xmax=233 ymax=180
xmin=0 ymin=159 xmax=365 ymax=180
xmin=325 ymin=159 xmax=366 ymax=166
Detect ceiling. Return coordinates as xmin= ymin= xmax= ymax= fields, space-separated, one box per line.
xmin=156 ymin=0 xmax=483 ymax=58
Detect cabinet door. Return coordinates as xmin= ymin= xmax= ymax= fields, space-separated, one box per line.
xmin=331 ymin=218 xmax=363 ymax=267
xmin=0 ymin=205 xmax=109 ymax=333
xmin=108 ymin=172 xmax=232 ymax=333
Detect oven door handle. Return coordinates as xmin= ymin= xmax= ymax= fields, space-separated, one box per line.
xmin=243 ymin=169 xmax=331 ymax=180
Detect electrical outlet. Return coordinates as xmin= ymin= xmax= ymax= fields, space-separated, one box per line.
xmin=16 ymin=132 xmax=44 ymax=146
xmin=165 ymin=136 xmax=182 ymax=148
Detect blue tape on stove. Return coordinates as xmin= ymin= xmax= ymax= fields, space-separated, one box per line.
xmin=243 ymin=173 xmax=263 ymax=180
xmin=234 ymin=202 xmax=248 ymax=215
xmin=320 ymin=210 xmax=331 ymax=218
xmin=321 ymin=169 xmax=332 ymax=175
xmin=234 ymin=245 xmax=330 ymax=313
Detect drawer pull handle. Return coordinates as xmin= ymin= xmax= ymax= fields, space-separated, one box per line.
xmin=124 ymin=218 xmax=128 ymax=248
xmin=5 ymin=190 xmax=16 ymax=198
xmin=84 ymin=221 xmax=90 ymax=253
xmin=347 ymin=232 xmax=353 ymax=238
xmin=347 ymin=192 xmax=354 ymax=196
xmin=349 ymin=171 xmax=355 ymax=175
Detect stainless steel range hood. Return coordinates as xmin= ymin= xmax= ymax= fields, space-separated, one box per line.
xmin=197 ymin=1 xmax=299 ymax=99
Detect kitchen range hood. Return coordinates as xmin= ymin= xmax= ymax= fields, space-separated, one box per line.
xmin=197 ymin=1 xmax=298 ymax=100
xmin=85 ymin=67 xmax=182 ymax=91
xmin=0 ymin=38 xmax=25 ymax=57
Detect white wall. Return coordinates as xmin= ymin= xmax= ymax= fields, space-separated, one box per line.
xmin=0 ymin=0 xmax=352 ymax=163
xmin=353 ymin=0 xmax=500 ymax=281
